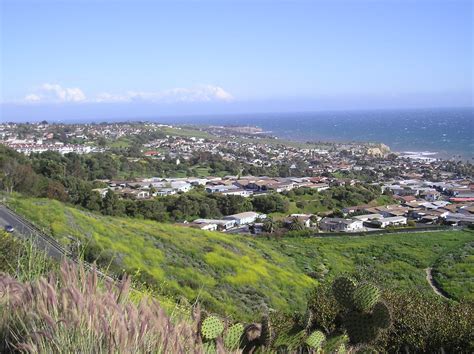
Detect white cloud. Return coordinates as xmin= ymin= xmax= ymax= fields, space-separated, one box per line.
xmin=24 ymin=83 xmax=86 ymax=103
xmin=95 ymin=85 xmax=234 ymax=104
xmin=22 ymin=84 xmax=233 ymax=104
xmin=24 ymin=94 xmax=41 ymax=102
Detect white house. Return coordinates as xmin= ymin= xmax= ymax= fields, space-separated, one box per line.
xmin=92 ymin=188 xmax=109 ymax=198
xmin=221 ymin=189 xmax=253 ymax=197
xmin=193 ymin=219 xmax=236 ymax=230
xmin=371 ymin=216 xmax=407 ymax=228
xmin=319 ymin=218 xmax=364 ymax=232
xmin=170 ymin=181 xmax=192 ymax=193
xmin=223 ymin=212 xmax=262 ymax=225
xmin=353 ymin=214 xmax=383 ymax=222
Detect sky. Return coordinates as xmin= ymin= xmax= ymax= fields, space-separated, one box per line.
xmin=1 ymin=0 xmax=472 ymax=121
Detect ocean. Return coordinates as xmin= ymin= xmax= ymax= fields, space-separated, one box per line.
xmin=160 ymin=108 xmax=474 ymax=160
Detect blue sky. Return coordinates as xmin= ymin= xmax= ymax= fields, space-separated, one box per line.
xmin=1 ymin=0 xmax=472 ymax=120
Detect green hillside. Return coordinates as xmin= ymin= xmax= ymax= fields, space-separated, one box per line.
xmin=433 ymin=241 xmax=474 ymax=301
xmin=7 ymin=197 xmax=315 ymax=320
xmin=6 ymin=196 xmax=474 ymax=320
xmin=265 ymin=232 xmax=474 ymax=296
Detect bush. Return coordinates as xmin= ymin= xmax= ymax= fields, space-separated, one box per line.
xmin=0 ymin=262 xmax=202 ymax=353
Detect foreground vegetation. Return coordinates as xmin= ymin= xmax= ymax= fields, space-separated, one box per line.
xmin=1 ymin=208 xmax=473 ymax=352
xmin=1 ymin=234 xmax=472 ymax=353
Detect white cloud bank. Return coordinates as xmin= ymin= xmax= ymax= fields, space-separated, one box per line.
xmin=23 ymin=83 xmax=233 ymax=104
xmin=24 ymin=83 xmax=87 ymax=103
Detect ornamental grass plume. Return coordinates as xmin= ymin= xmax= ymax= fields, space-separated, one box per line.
xmin=0 ymin=261 xmax=207 ymax=353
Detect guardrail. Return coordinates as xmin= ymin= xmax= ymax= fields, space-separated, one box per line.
xmin=1 ymin=202 xmax=116 ymax=282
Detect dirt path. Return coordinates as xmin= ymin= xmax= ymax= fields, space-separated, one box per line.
xmin=425 ymin=267 xmax=449 ymax=299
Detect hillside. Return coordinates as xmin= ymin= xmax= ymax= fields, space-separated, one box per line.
xmin=7 ymin=196 xmax=315 ymax=320
xmin=265 ymin=232 xmax=474 ymax=298
xmin=6 ymin=196 xmax=474 ymax=318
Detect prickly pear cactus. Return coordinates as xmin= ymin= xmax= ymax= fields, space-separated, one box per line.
xmin=372 ymin=302 xmax=391 ymax=329
xmin=224 ymin=323 xmax=244 ymax=350
xmin=352 ymin=283 xmax=380 ymax=312
xmin=201 ymin=315 xmax=224 ymax=340
xmin=332 ymin=276 xmax=356 ymax=308
xmin=343 ymin=311 xmax=379 ymax=344
xmin=305 ymin=330 xmax=326 ymax=349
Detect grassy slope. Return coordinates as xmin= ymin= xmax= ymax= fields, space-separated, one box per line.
xmin=267 ymin=232 xmax=473 ymax=297
xmin=433 ymin=241 xmax=474 ymax=301
xmin=7 ymin=196 xmax=474 ymax=317
xmin=8 ymin=197 xmax=314 ymax=320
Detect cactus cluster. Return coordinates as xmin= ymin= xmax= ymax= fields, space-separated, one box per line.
xmin=194 ymin=277 xmax=389 ymax=352
xmin=198 ymin=312 xmax=277 ymax=352
xmin=198 ymin=314 xmax=245 ymax=353
xmin=332 ymin=277 xmax=391 ymax=344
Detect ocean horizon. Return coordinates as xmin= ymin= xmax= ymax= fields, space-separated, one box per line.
xmin=151 ymin=108 xmax=473 ymax=160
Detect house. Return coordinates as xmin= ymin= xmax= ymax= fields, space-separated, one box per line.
xmin=185 ymin=222 xmax=218 ymax=231
xmin=342 ymin=204 xmax=372 ymax=215
xmin=266 ymin=182 xmax=295 ymax=192
xmin=206 ymin=185 xmax=237 ymax=193
xmin=170 ymin=181 xmax=192 ymax=193
xmin=220 ymin=189 xmax=253 ymax=197
xmin=444 ymin=213 xmax=474 ymax=226
xmin=370 ymin=216 xmax=407 ymax=228
xmin=283 ymin=214 xmax=315 ymax=228
xmin=155 ymin=188 xmax=177 ymax=196
xmin=118 ymin=189 xmax=150 ymax=200
xmin=193 ymin=219 xmax=236 ymax=231
xmin=92 ymin=188 xmax=109 ymax=198
xmin=223 ymin=212 xmax=262 ymax=225
xmin=319 ymin=218 xmax=364 ymax=232
xmin=353 ymin=214 xmax=383 ymax=222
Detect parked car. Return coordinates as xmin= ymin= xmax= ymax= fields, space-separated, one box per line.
xmin=4 ymin=225 xmax=14 ymax=233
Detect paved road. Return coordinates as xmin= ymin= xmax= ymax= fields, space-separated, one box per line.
xmin=0 ymin=204 xmax=67 ymax=260
xmin=0 ymin=204 xmax=114 ymax=281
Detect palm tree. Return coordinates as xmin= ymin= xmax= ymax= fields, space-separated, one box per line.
xmin=262 ymin=218 xmax=276 ymax=234
xmin=288 ymin=216 xmax=305 ymax=231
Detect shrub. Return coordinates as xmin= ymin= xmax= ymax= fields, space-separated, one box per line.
xmin=0 ymin=261 xmax=202 ymax=353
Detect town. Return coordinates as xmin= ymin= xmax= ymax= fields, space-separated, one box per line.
xmin=1 ymin=121 xmax=473 ymax=234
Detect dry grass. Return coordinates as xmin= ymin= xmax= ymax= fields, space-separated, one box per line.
xmin=0 ymin=261 xmax=206 ymax=353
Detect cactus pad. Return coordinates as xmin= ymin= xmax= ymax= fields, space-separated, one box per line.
xmin=353 ymin=283 xmax=380 ymax=312
xmin=305 ymin=330 xmax=326 ymax=349
xmin=201 ymin=316 xmax=224 ymax=340
xmin=344 ymin=311 xmax=379 ymax=344
xmin=224 ymin=323 xmax=244 ymax=349
xmin=372 ymin=302 xmax=391 ymax=329
xmin=332 ymin=277 xmax=356 ymax=308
